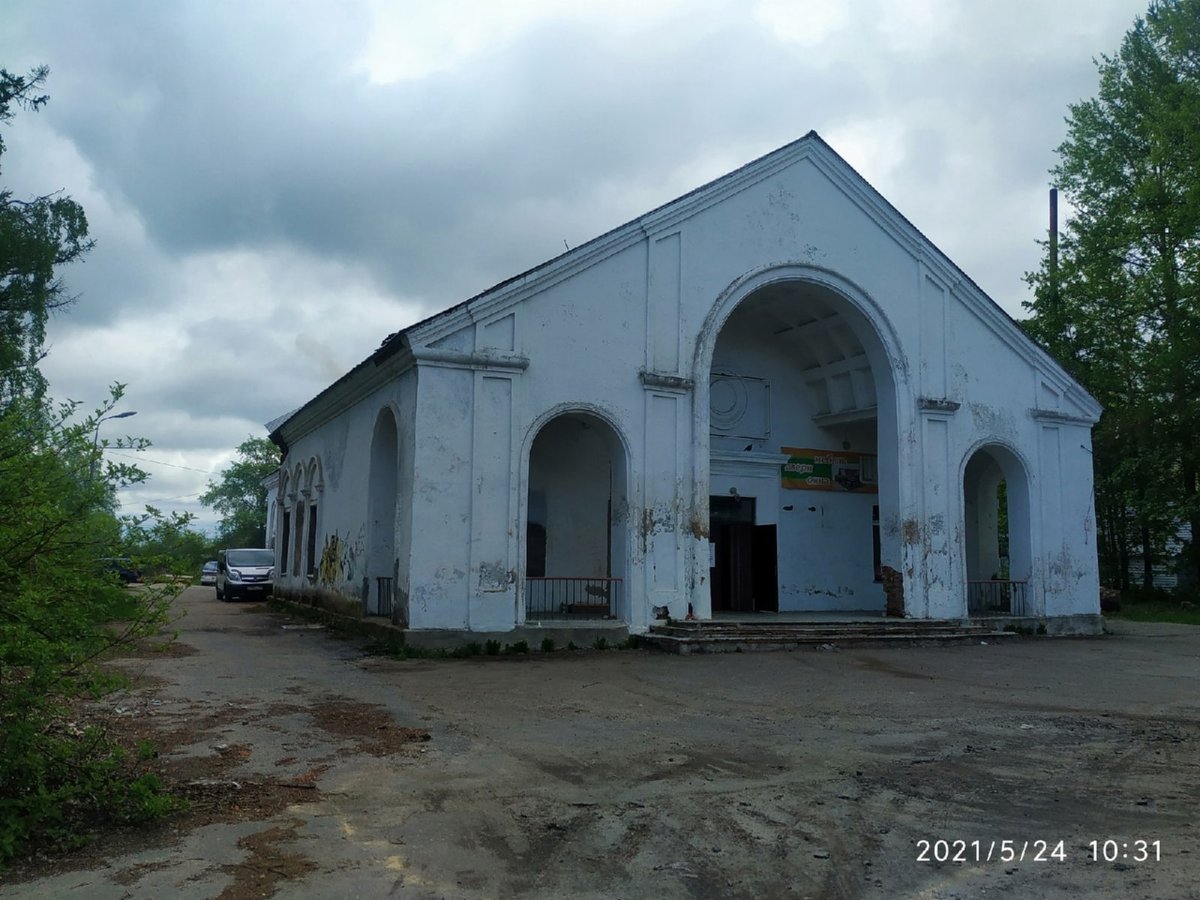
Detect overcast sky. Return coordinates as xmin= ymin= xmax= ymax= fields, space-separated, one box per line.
xmin=2 ymin=0 xmax=1141 ymax=533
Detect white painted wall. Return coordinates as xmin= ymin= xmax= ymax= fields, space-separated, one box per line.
xmin=273 ymin=137 xmax=1101 ymax=634
xmin=274 ymin=370 xmax=416 ymax=621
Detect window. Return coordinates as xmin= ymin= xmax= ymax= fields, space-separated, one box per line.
xmin=872 ymin=505 xmax=882 ymax=582
xmin=292 ymin=504 xmax=305 ymax=577
xmin=306 ymin=502 xmax=318 ymax=579
xmin=280 ymin=510 xmax=291 ymax=575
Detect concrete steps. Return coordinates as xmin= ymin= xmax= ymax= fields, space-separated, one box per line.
xmin=643 ymin=619 xmax=1017 ymax=654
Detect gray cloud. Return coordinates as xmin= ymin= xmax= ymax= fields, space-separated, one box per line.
xmin=2 ymin=0 xmax=1142 ymax=527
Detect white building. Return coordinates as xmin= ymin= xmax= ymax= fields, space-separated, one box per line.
xmin=267 ymin=133 xmax=1103 ymax=637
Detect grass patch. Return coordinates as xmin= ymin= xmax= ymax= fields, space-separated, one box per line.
xmin=1107 ymin=598 xmax=1200 ymax=626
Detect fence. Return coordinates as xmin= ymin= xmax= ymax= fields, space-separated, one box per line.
xmin=370 ymin=576 xmax=394 ymax=618
xmin=525 ymin=577 xmax=621 ymax=620
xmin=967 ymin=579 xmax=1028 ymax=617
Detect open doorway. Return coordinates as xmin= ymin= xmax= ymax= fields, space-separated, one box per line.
xmin=525 ymin=412 xmax=629 ymax=621
xmin=709 ymin=495 xmax=778 ymax=613
xmin=705 ymin=277 xmax=898 ymax=614
xmin=366 ymin=407 xmax=398 ymax=618
xmin=963 ymin=444 xmax=1033 ymax=616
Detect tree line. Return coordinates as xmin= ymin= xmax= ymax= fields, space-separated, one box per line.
xmin=1023 ymin=0 xmax=1200 ymax=595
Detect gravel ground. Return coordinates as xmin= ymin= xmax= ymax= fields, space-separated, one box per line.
xmin=4 ymin=586 xmax=1199 ymax=899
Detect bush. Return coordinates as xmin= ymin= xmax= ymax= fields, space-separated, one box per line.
xmin=0 ymin=391 xmax=180 ymax=864
xmin=540 ymin=637 xmax=555 ymax=653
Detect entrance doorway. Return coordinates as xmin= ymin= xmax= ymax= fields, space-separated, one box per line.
xmin=709 ymin=495 xmax=778 ymax=613
xmin=702 ymin=275 xmax=899 ymax=614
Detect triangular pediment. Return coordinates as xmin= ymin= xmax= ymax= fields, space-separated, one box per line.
xmin=398 ymin=134 xmax=1097 ymax=419
xmin=274 ymin=131 xmax=1100 ymax=442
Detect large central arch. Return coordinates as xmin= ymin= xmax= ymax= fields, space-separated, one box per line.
xmin=691 ymin=265 xmax=905 ymax=617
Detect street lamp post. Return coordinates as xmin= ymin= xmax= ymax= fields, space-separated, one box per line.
xmin=91 ymin=410 xmax=137 ymax=481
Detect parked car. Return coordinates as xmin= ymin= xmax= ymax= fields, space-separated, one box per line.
xmin=99 ymin=557 xmax=142 ymax=584
xmin=200 ymin=560 xmax=219 ymax=585
xmin=215 ymin=548 xmax=275 ymax=601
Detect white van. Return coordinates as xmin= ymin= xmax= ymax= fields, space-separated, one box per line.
xmin=215 ymin=548 xmax=275 ymax=601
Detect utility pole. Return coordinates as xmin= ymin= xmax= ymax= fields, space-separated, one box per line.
xmin=1049 ymin=187 xmax=1059 ymax=310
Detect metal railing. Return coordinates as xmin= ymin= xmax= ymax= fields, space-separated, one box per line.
xmin=372 ymin=576 xmax=394 ymax=618
xmin=525 ymin=577 xmax=620 ymax=620
xmin=967 ymin=580 xmax=1028 ymax=616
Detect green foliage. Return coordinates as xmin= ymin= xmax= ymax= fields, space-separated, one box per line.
xmin=592 ymin=636 xmax=609 ymax=651
xmin=121 ymin=506 xmax=215 ymax=578
xmin=1023 ymin=0 xmax=1200 ymax=590
xmin=1107 ymin=594 xmax=1200 ymax=625
xmin=0 ymin=388 xmax=181 ymax=863
xmin=0 ymin=67 xmax=94 ymax=406
xmin=0 ymin=69 xmax=182 ymax=864
xmin=200 ymin=436 xmax=280 ymax=548
xmin=484 ymin=639 xmax=501 ymax=656
xmin=540 ymin=637 xmax=555 ymax=653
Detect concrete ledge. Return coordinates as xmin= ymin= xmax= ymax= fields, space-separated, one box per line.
xmin=275 ymin=585 xmax=368 ymax=621
xmin=970 ymin=614 xmax=1105 ymax=636
xmin=271 ymin=597 xmax=630 ymax=651
xmin=404 ymin=621 xmax=628 ymax=650
xmin=268 ymin=597 xmax=404 ymax=644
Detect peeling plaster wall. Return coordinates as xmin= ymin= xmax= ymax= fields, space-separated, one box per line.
xmin=408 ymin=365 xmax=476 ymax=629
xmin=275 ymin=373 xmax=416 ymax=617
xmin=943 ymin=297 xmax=1100 ymax=617
xmin=282 ymin=140 xmax=1100 ymax=633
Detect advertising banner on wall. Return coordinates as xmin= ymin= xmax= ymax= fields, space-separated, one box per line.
xmin=781 ymin=447 xmax=879 ymax=493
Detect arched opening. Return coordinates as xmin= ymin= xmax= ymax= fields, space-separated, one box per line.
xmin=525 ymin=412 xmax=629 ymax=621
xmin=705 ymin=277 xmax=900 ymax=615
xmin=277 ymin=471 xmax=291 ymax=563
xmin=290 ymin=463 xmax=305 ymax=577
xmin=963 ymin=444 xmax=1033 ymax=616
xmin=367 ymin=408 xmax=398 ymax=617
xmin=302 ymin=458 xmax=322 ymax=582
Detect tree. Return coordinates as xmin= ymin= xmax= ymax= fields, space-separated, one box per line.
xmin=0 ymin=70 xmax=180 ymax=865
xmin=123 ymin=508 xmax=217 ymax=573
xmin=1024 ymin=0 xmax=1200 ymax=592
xmin=0 ymin=66 xmax=93 ymax=406
xmin=0 ymin=389 xmax=183 ymax=862
xmin=200 ymin=436 xmax=280 ymax=547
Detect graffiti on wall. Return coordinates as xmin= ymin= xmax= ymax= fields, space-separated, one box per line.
xmin=317 ymin=527 xmax=365 ymax=586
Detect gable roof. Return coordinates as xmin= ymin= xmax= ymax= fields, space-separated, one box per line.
xmin=269 ymin=131 xmax=1100 ymax=446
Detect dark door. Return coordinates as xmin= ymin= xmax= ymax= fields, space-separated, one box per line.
xmin=752 ymin=524 xmax=778 ymax=612
xmin=710 ymin=496 xmax=767 ymax=613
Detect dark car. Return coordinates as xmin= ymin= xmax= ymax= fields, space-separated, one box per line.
xmin=99 ymin=557 xmax=142 ymax=584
